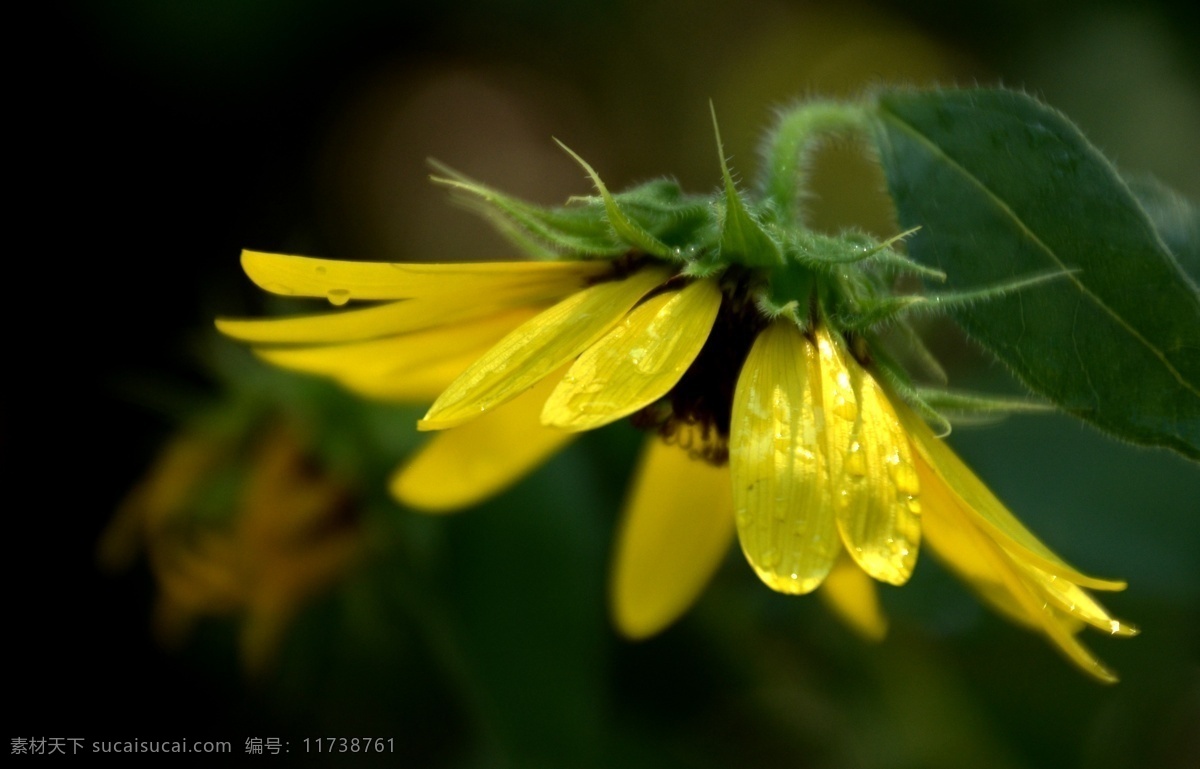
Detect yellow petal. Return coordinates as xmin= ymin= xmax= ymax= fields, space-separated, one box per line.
xmin=420 ymin=266 xmax=672 ymax=430
xmin=1014 ymin=560 xmax=1138 ymax=637
xmin=917 ymin=455 xmax=1037 ymax=627
xmin=392 ymin=368 xmax=576 ymax=511
xmin=333 ymin=353 xmax=483 ymax=402
xmin=730 ymin=321 xmax=839 ymax=594
xmin=254 ymin=308 xmax=535 ymax=378
xmin=815 ymin=329 xmax=921 ymax=586
xmin=916 ymin=454 xmax=1119 ymax=682
xmin=542 ymin=279 xmax=722 ymax=431
xmin=896 ymin=402 xmax=1125 ymax=592
xmin=218 ymin=295 xmax=542 ymax=346
xmin=610 ymin=439 xmax=736 ymax=639
xmin=241 ymin=250 xmax=612 ymax=301
xmin=819 ymin=553 xmax=888 ymax=641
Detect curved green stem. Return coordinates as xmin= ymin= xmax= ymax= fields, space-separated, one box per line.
xmin=758 ymin=101 xmax=871 ymax=225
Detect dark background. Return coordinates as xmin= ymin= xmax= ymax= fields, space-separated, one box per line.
xmin=15 ymin=1 xmax=1199 ymax=766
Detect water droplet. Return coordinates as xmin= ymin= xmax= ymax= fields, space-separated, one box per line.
xmin=889 ymin=462 xmax=919 ymax=495
xmin=833 ymin=398 xmax=857 ymax=421
xmin=327 ymin=288 xmax=351 ymax=306
xmin=315 ymin=265 xmax=327 ymax=275
xmin=844 ymin=444 xmax=866 ymax=476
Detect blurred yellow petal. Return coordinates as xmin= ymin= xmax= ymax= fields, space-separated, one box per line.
xmin=816 ymin=329 xmax=920 ymax=586
xmin=819 ymin=553 xmax=888 ymax=641
xmin=731 ymin=321 xmax=839 ymax=594
xmin=897 ymin=403 xmax=1124 ymax=591
xmin=393 ymin=369 xmax=576 ymax=511
xmin=99 ymin=433 xmax=226 ymax=570
xmin=610 ymin=439 xmax=736 ymax=639
xmin=335 ymin=353 xmax=484 ymax=402
xmin=241 ymin=250 xmax=612 ymax=301
xmin=543 ymin=279 xmax=722 ymax=431
xmin=254 ymin=308 xmax=536 ymax=378
xmin=420 ymin=266 xmax=671 ymax=430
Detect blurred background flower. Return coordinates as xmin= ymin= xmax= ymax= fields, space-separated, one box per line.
xmin=20 ymin=1 xmax=1199 ymax=766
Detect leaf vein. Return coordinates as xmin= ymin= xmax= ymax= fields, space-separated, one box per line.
xmin=879 ymin=106 xmax=1200 ymax=400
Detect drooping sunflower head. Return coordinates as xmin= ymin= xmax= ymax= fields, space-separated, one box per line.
xmin=217 ymin=102 xmax=1135 ymax=681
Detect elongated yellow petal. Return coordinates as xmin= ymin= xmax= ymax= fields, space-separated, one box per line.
xmin=392 ymin=369 xmax=576 ymax=511
xmin=916 ymin=453 xmax=1120 ymax=682
xmin=917 ymin=456 xmax=1037 ymax=627
xmin=218 ymin=296 xmax=542 ymax=346
xmin=543 ymin=279 xmax=722 ymax=431
xmin=334 ymin=354 xmax=480 ymax=402
xmin=1014 ymin=560 xmax=1138 ymax=637
xmin=816 ymin=329 xmax=921 ymax=586
xmin=242 ymin=250 xmax=612 ymax=301
xmin=420 ymin=267 xmax=672 ymax=430
xmin=896 ymin=403 xmax=1125 ymax=591
xmin=730 ymin=321 xmax=839 ymax=594
xmin=610 ymin=439 xmax=736 ymax=639
xmin=819 ymin=553 xmax=888 ymax=641
xmin=253 ymin=308 xmax=537 ymax=381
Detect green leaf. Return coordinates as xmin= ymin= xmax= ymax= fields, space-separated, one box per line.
xmin=872 ymin=88 xmax=1200 ymax=460
xmin=1125 ymin=174 xmax=1200 ymax=284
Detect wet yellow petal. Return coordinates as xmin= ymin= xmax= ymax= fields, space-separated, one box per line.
xmin=392 ymin=369 xmax=576 ymax=511
xmin=730 ymin=321 xmax=839 ymax=594
xmin=916 ymin=454 xmax=1119 ymax=682
xmin=1014 ymin=560 xmax=1139 ymax=637
xmin=816 ymin=329 xmax=921 ymax=586
xmin=543 ymin=279 xmax=722 ymax=431
xmin=896 ymin=402 xmax=1125 ymax=591
xmin=420 ymin=267 xmax=671 ymax=430
xmin=819 ymin=553 xmax=888 ymax=641
xmin=610 ymin=439 xmax=736 ymax=639
xmin=917 ymin=455 xmax=1037 ymax=627
xmin=242 ymin=250 xmax=612 ymax=301
xmin=254 ymin=308 xmax=534 ymax=376
xmin=218 ymin=295 xmax=540 ymax=346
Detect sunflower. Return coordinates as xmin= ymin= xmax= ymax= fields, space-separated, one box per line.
xmin=217 ymin=106 xmax=1135 ymax=680
xmin=101 ymin=423 xmax=361 ymax=676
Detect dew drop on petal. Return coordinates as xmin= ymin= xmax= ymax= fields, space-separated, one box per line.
xmin=326 ymin=288 xmax=351 ymax=306
xmin=889 ymin=462 xmax=920 ymax=496
xmin=845 ymin=443 xmax=866 ymax=476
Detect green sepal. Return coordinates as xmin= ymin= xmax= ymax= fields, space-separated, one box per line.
xmin=430 ymin=162 xmax=627 ymax=256
xmin=914 ymin=388 xmax=1054 ymax=415
xmin=573 ymin=178 xmax=719 ymax=255
xmin=843 ymin=268 xmax=1077 ymax=331
xmin=784 ymin=229 xmax=945 ymax=280
xmin=711 ymin=105 xmax=784 ymax=268
xmin=866 ymin=343 xmax=953 ymax=437
xmin=555 ymin=140 xmax=675 ymax=260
